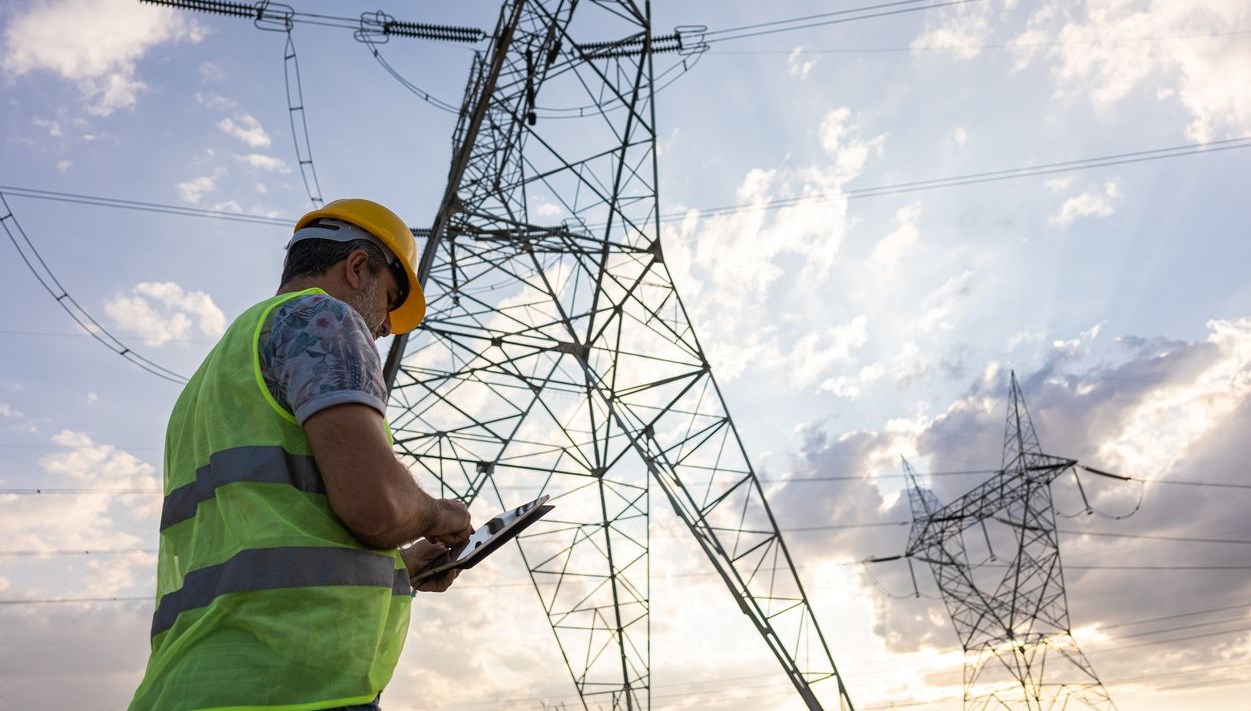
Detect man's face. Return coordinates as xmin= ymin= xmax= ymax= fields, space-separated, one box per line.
xmin=345 ymin=262 xmax=399 ymax=340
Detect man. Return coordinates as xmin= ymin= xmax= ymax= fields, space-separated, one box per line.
xmin=129 ymin=198 xmax=474 ymax=711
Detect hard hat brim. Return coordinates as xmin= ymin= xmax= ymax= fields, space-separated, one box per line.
xmin=388 ymin=259 xmax=424 ymax=335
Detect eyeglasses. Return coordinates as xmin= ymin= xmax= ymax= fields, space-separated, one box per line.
xmin=386 ymin=259 xmax=409 ymax=313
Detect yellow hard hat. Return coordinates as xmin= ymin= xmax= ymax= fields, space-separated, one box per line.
xmin=294 ymin=198 xmax=425 ymax=334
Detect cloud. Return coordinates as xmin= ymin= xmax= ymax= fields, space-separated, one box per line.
xmin=1012 ymin=0 xmax=1251 ymax=140
xmin=0 ymin=401 xmax=24 ymax=418
xmin=198 ymin=60 xmax=224 ymax=82
xmin=663 ymin=107 xmax=886 ymax=384
xmin=1051 ymin=181 xmax=1120 ymax=226
xmin=104 ymin=281 xmax=226 ymax=347
xmin=868 ymin=204 xmax=922 ymax=279
xmin=1044 ymin=176 xmax=1073 ymax=192
xmin=0 ymin=0 xmax=202 ymax=115
xmin=31 ymin=117 xmax=62 ymax=137
xmin=195 ymin=91 xmax=237 ymax=110
xmin=233 ymin=153 xmax=289 ymax=173
xmin=820 ymin=362 xmax=886 ymax=400
xmin=787 ymin=47 xmax=818 ymax=79
xmin=176 ymin=167 xmax=225 ymax=204
xmin=55 ymin=159 xmax=72 ymax=173
xmin=216 ymin=114 xmax=271 ymax=148
xmin=910 ymin=0 xmax=996 ymax=60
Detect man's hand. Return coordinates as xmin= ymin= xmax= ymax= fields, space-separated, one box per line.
xmin=402 ymin=539 xmax=460 ymax=593
xmin=427 ymin=498 xmax=474 ymax=549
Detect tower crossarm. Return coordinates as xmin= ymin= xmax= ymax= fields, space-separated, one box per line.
xmin=905 ymin=455 xmax=1076 ymax=556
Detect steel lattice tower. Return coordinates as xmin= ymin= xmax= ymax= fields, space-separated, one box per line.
xmin=901 ymin=373 xmax=1115 ymax=710
xmin=381 ymin=1 xmax=854 ymax=709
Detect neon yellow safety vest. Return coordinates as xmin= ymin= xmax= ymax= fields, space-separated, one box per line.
xmin=130 ymin=288 xmax=412 ymax=711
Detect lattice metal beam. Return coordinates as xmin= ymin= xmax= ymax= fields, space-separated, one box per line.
xmin=384 ymin=1 xmax=852 ymax=708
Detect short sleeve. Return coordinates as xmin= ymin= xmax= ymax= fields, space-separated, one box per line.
xmin=259 ymin=293 xmax=388 ymax=425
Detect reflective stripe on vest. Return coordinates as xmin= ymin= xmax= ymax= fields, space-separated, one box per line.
xmin=160 ymin=447 xmax=324 ymax=531
xmin=151 ymin=546 xmax=410 ymax=637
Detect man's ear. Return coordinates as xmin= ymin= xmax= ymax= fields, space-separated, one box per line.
xmin=343 ymin=249 xmax=370 ymax=290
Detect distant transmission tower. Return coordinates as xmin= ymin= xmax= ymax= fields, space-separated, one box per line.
xmin=901 ymin=372 xmax=1115 ymax=710
xmin=382 ymin=2 xmax=854 ymax=710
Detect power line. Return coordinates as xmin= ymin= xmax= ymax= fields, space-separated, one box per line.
xmin=1099 ymin=601 xmax=1251 ymax=630
xmin=137 ymin=0 xmax=487 ymax=42
xmin=712 ymin=28 xmax=1251 ymax=55
xmin=0 ymin=185 xmax=293 ymax=227
xmin=703 ymin=0 xmax=982 ymax=44
xmin=14 ymin=137 xmax=1248 ymax=238
xmin=0 ymin=549 xmax=157 ymax=557
xmin=1057 ymin=530 xmax=1251 ymax=545
xmin=0 ymin=488 xmax=161 ymax=495
xmin=653 ymin=136 xmax=1251 ymax=225
xmin=0 ymin=193 xmax=189 ymax=384
xmin=0 ymin=328 xmax=213 ymax=344
xmin=0 ymin=596 xmax=149 ymax=606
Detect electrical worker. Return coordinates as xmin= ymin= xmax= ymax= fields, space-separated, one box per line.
xmin=129 ymin=198 xmax=474 ymax=711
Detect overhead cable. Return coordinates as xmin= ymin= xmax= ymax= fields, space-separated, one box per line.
xmin=0 ymin=185 xmax=292 ymax=226
xmin=138 ymin=0 xmax=487 ymax=42
xmin=0 ymin=194 xmax=188 ymax=384
xmin=712 ymin=27 xmax=1251 ymax=55
xmin=701 ymin=0 xmax=983 ymax=44
xmin=652 ymin=136 xmax=1251 ymax=225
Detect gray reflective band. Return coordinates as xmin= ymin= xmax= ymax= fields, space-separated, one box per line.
xmin=393 ymin=568 xmax=412 ymax=596
xmin=151 ymin=546 xmax=408 ymax=638
xmin=161 ymin=446 xmax=324 ymax=530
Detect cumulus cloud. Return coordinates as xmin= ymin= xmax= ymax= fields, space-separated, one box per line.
xmin=1012 ymin=0 xmax=1251 ymax=140
xmin=868 ymin=204 xmax=922 ymax=279
xmin=770 ymin=318 xmax=1251 ymax=696
xmin=0 ymin=0 xmax=202 ymax=115
xmin=233 ymin=152 xmax=289 ymax=172
xmin=176 ymin=167 xmax=225 ymax=204
xmin=198 ymin=60 xmax=224 ymax=82
xmin=31 ymin=117 xmax=62 ymax=137
xmin=787 ymin=47 xmax=818 ymax=79
xmin=910 ymin=0 xmax=997 ymax=60
xmin=216 ymin=114 xmax=271 ymax=148
xmin=1051 ymin=181 xmax=1120 ymax=226
xmin=195 ymin=91 xmax=237 ymax=110
xmin=104 ymin=281 xmax=226 ymax=347
xmin=820 ymin=362 xmax=887 ymax=400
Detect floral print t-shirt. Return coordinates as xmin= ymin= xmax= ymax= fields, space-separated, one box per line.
xmin=258 ymin=292 xmax=387 ymax=425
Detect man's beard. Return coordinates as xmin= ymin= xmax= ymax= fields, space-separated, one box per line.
xmin=345 ymin=272 xmax=386 ymax=338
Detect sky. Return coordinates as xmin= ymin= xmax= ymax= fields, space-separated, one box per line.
xmin=2 ymin=0 xmax=1251 ymax=709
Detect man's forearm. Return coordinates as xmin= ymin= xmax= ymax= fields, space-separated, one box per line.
xmin=350 ymin=464 xmax=444 ymax=548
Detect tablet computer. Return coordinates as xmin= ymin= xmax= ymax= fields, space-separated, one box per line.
xmin=413 ymin=494 xmax=554 ymax=581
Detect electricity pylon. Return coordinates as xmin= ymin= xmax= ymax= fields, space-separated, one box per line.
xmin=382 ymin=1 xmax=854 ymax=709
xmin=902 ymin=373 xmax=1114 ymax=709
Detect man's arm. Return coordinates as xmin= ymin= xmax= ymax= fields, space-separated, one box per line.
xmin=304 ymin=403 xmax=472 ymax=549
